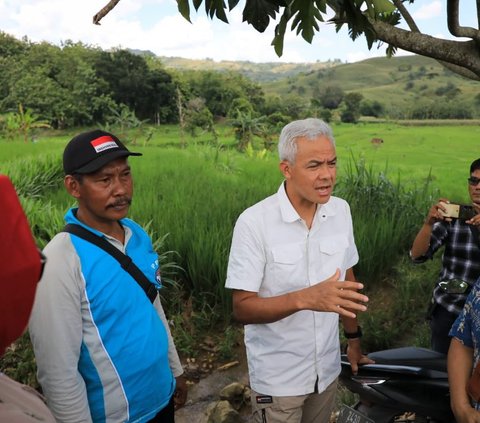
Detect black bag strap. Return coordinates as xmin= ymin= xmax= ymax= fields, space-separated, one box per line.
xmin=64 ymin=223 xmax=157 ymax=303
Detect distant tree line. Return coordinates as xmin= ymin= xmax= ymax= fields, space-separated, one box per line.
xmin=0 ymin=31 xmax=361 ymax=143
xmin=0 ymin=32 xmax=266 ymax=132
xmin=0 ymin=31 xmax=478 ymax=145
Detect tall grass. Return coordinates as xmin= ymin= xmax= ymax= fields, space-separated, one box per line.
xmin=129 ymin=145 xmax=281 ymax=318
xmin=0 ymin=132 xmax=69 ymax=162
xmin=333 ymin=122 xmax=480 ymax=201
xmin=336 ymin=156 xmax=436 ymax=283
xmin=0 ymin=124 xmax=472 ymax=366
xmin=2 ymin=154 xmax=63 ymax=199
xmin=4 ymin=143 xmax=436 ymax=320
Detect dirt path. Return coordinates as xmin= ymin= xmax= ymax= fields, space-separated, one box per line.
xmin=175 ymin=349 xmax=250 ymax=422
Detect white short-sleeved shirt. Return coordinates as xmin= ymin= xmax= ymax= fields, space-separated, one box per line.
xmin=225 ymin=182 xmax=359 ymax=396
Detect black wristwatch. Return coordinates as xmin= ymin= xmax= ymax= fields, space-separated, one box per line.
xmin=344 ymin=326 xmax=362 ymax=339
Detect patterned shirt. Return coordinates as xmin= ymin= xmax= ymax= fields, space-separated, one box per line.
xmin=450 ymin=283 xmax=480 ymax=409
xmin=411 ymin=219 xmax=480 ymax=315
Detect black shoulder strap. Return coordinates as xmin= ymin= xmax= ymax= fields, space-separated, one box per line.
xmin=64 ymin=223 xmax=157 ymax=303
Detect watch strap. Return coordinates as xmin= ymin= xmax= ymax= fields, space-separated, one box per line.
xmin=344 ymin=326 xmax=362 ymax=339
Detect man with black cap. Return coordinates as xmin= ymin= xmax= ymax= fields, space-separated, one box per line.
xmin=29 ymin=130 xmax=187 ymax=423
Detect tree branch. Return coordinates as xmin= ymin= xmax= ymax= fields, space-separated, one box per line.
xmin=392 ymin=0 xmax=419 ymax=32
xmin=436 ymin=59 xmax=480 ymax=80
xmin=93 ymin=0 xmax=122 ymax=25
xmin=447 ymin=0 xmax=480 ymax=41
xmin=370 ymin=19 xmax=480 ymax=80
xmin=477 ymin=0 xmax=480 ymax=28
xmin=391 ymin=0 xmax=479 ymax=80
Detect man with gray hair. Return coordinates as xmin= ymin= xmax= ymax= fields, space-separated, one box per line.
xmin=225 ymin=118 xmax=372 ymax=422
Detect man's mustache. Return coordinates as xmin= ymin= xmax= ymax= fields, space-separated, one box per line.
xmin=107 ymin=198 xmax=132 ymax=208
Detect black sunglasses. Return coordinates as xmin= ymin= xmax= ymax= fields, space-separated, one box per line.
xmin=468 ymin=176 xmax=480 ymax=186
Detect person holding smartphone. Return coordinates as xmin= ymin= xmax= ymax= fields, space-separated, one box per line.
xmin=410 ymin=158 xmax=480 ymax=354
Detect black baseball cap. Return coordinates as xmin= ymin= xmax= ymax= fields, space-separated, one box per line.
xmin=63 ymin=129 xmax=142 ymax=175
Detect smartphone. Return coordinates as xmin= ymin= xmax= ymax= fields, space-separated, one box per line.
xmin=440 ymin=202 xmax=476 ymax=220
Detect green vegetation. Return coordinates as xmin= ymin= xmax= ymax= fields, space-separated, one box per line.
xmin=1 ymin=31 xmax=479 ymax=142
xmin=1 ymin=12 xmax=478 ymax=408
xmin=1 ymin=30 xmax=478 ymax=385
xmin=158 ymin=56 xmax=341 ymax=82
xmin=263 ymin=56 xmax=480 ymax=120
xmin=1 ymin=122 xmax=476 ymax=370
xmin=333 ymin=122 xmax=480 ymax=200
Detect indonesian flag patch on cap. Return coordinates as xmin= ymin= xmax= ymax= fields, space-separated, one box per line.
xmin=91 ymin=135 xmax=119 ymax=153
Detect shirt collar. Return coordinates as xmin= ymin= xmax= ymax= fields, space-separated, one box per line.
xmin=65 ymin=207 xmax=130 ymax=242
xmin=278 ymin=182 xmax=300 ymax=223
xmin=278 ymin=182 xmax=337 ymax=223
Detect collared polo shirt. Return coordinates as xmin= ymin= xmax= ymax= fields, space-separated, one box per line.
xmin=225 ymin=182 xmax=359 ymax=396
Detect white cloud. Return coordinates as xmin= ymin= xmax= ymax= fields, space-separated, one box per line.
xmin=412 ymin=1 xmax=442 ymax=20
xmin=0 ymin=0 xmax=474 ymax=63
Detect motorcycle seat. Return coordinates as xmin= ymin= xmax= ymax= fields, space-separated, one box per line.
xmin=366 ymin=346 xmax=447 ymax=373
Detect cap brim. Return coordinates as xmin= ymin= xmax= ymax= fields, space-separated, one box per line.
xmin=73 ymin=150 xmax=142 ymax=174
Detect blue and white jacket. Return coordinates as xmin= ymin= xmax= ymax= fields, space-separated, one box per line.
xmin=29 ymin=209 xmax=182 ymax=423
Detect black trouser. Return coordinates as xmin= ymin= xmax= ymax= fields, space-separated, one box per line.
xmin=429 ymin=304 xmax=458 ymax=355
xmin=148 ymin=396 xmax=175 ymax=423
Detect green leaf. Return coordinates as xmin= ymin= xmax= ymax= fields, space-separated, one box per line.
xmin=289 ymin=0 xmax=324 ymax=43
xmin=265 ymin=0 xmax=288 ymax=6
xmin=271 ymin=12 xmax=289 ymax=56
xmin=204 ymin=0 xmax=229 ymax=22
xmin=315 ymin=0 xmax=327 ymax=14
xmin=365 ymin=1 xmax=375 ymax=19
xmin=176 ymin=0 xmax=192 ymax=22
xmin=192 ymin=0 xmax=202 ymax=11
xmin=242 ymin=0 xmax=280 ymax=32
xmin=371 ymin=0 xmax=395 ymax=14
xmin=228 ymin=0 xmax=240 ymax=10
xmin=386 ymin=43 xmax=397 ymax=57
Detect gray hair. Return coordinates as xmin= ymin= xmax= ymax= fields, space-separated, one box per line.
xmin=278 ymin=118 xmax=335 ymax=163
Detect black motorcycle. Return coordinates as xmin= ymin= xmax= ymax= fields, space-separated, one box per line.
xmin=338 ymin=346 xmax=455 ymax=423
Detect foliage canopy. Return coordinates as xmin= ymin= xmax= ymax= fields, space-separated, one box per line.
xmin=93 ymin=0 xmax=480 ymax=81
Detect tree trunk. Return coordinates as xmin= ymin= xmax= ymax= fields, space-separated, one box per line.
xmin=370 ymin=19 xmax=480 ymax=80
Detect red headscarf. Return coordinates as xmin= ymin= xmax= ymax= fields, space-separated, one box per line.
xmin=0 ymin=175 xmax=42 ymax=356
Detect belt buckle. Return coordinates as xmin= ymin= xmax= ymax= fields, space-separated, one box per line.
xmin=438 ymin=279 xmax=469 ymax=294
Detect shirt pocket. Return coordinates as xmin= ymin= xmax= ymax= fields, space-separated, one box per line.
xmin=270 ymin=243 xmax=305 ymax=295
xmin=317 ymin=235 xmax=349 ymax=277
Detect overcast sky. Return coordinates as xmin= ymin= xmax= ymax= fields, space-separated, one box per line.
xmin=0 ymin=0 xmax=476 ymax=63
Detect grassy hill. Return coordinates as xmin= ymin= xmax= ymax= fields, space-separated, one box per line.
xmin=157 ymin=55 xmax=342 ymax=82
xmin=262 ymin=55 xmax=480 ymax=113
xmin=157 ymin=53 xmax=480 ymax=118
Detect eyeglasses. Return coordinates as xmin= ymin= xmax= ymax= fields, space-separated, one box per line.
xmin=468 ymin=176 xmax=480 ymax=186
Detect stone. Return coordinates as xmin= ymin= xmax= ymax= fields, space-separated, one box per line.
xmin=219 ymin=382 xmax=247 ymax=410
xmin=206 ymin=400 xmax=241 ymax=423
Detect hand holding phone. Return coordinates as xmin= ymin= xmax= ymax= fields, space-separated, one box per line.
xmin=439 ymin=201 xmax=476 ymax=220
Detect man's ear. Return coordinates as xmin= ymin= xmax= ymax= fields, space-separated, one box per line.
xmin=279 ymin=160 xmax=291 ymax=180
xmin=64 ymin=175 xmax=81 ymax=199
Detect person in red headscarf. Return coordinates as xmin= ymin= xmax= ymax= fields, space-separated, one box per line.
xmin=0 ymin=174 xmax=55 ymax=422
